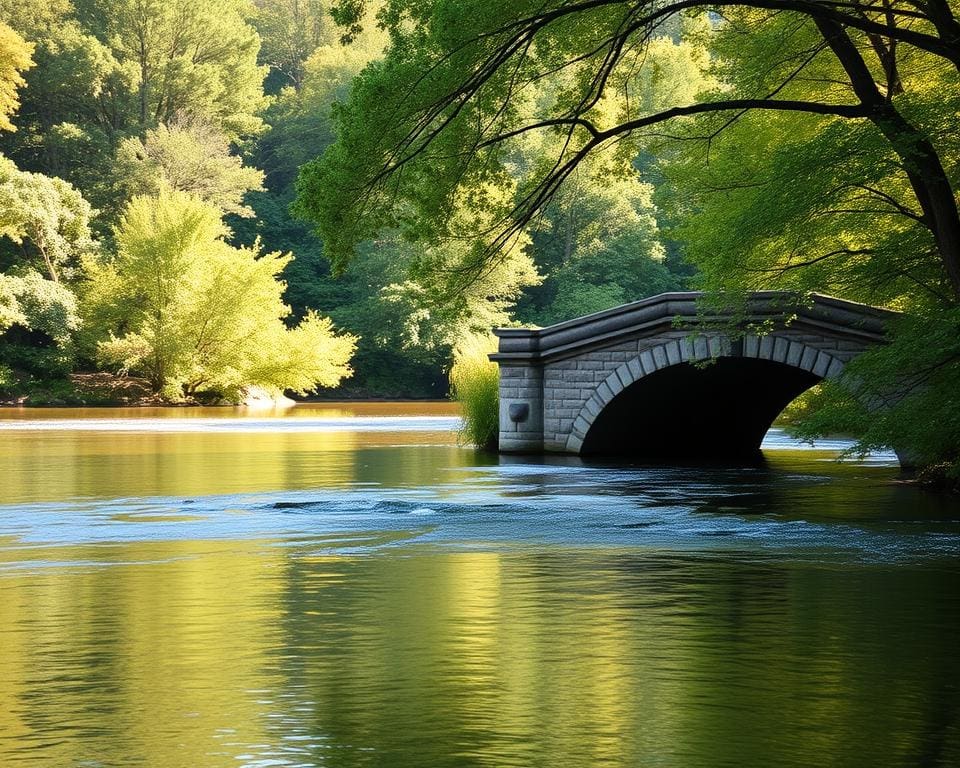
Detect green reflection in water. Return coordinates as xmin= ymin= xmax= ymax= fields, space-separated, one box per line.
xmin=1 ymin=544 xmax=958 ymax=767
xmin=0 ymin=404 xmax=957 ymax=767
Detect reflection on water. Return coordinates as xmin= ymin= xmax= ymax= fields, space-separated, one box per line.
xmin=0 ymin=403 xmax=958 ymax=767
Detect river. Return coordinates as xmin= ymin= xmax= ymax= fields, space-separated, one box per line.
xmin=0 ymin=403 xmax=958 ymax=767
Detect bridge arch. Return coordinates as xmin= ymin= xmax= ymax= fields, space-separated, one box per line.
xmin=492 ymin=292 xmax=895 ymax=462
xmin=565 ymin=335 xmax=845 ymax=457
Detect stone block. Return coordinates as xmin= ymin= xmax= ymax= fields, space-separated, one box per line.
xmin=772 ymin=336 xmax=789 ymax=363
xmin=513 ymin=386 xmax=542 ymax=399
xmin=652 ymin=345 xmax=668 ymax=370
xmin=577 ymin=359 xmax=605 ymax=371
xmin=640 ymin=349 xmax=656 ymax=374
xmin=708 ymin=335 xmax=728 ymax=357
xmin=571 ymin=415 xmax=590 ymax=437
xmin=825 ymin=358 xmax=845 ymax=379
xmin=813 ymin=351 xmax=832 ymax=377
xmin=744 ymin=335 xmax=760 ymax=358
xmin=799 ymin=346 xmax=818 ymax=371
xmin=837 ymin=340 xmax=866 ymax=351
xmin=694 ymin=336 xmax=710 ymax=360
xmin=786 ymin=341 xmax=803 ymax=367
xmin=607 ymin=374 xmax=625 ymax=396
xmin=500 ymin=439 xmax=541 ymax=453
xmin=759 ymin=335 xmax=775 ymax=360
xmin=665 ymin=340 xmax=681 ymax=366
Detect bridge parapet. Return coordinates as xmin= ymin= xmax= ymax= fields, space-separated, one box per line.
xmin=491 ymin=292 xmax=895 ymax=456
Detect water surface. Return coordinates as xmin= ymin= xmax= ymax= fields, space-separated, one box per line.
xmin=0 ymin=403 xmax=958 ymax=767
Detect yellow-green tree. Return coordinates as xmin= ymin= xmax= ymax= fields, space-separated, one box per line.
xmin=0 ymin=21 xmax=32 ymax=131
xmin=86 ymin=190 xmax=356 ymax=400
xmin=111 ymin=119 xmax=265 ymax=219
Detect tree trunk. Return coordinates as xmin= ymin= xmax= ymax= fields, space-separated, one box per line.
xmin=814 ymin=16 xmax=960 ymax=299
xmin=923 ymin=0 xmax=960 ymax=74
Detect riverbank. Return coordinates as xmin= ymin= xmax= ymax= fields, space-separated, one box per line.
xmin=0 ymin=373 xmax=164 ymax=407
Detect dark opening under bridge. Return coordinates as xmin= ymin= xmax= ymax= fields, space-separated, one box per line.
xmin=491 ymin=291 xmax=895 ymax=461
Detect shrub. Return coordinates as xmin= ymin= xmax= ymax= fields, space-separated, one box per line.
xmin=450 ymin=333 xmax=499 ymax=450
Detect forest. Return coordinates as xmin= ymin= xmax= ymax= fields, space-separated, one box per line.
xmin=1 ymin=0 xmax=958 ymax=478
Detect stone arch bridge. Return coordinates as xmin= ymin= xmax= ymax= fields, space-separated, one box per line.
xmin=491 ymin=292 xmax=895 ymax=460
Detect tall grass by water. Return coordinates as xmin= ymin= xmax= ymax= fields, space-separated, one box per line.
xmin=450 ymin=333 xmax=499 ymax=450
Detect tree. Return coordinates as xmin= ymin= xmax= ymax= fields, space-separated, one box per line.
xmin=0 ymin=17 xmax=88 ymax=383
xmin=298 ymin=0 xmax=960 ymax=298
xmin=0 ymin=21 xmax=33 ymax=131
xmin=236 ymin=26 xmax=469 ymax=396
xmin=0 ymin=153 xmax=97 ymax=283
xmin=111 ymin=118 xmax=265 ymax=219
xmin=0 ymin=270 xmax=79 ymax=378
xmin=514 ymin=156 xmax=679 ymax=325
xmin=73 ymin=0 xmax=269 ymax=139
xmin=86 ymin=190 xmax=356 ymax=400
xmin=649 ymin=10 xmax=960 ymax=476
xmin=0 ymin=0 xmax=269 ymax=204
xmin=253 ymin=0 xmax=339 ymax=92
xmin=0 ymin=1 xmax=117 ymax=183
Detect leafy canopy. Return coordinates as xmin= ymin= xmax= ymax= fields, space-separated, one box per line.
xmin=87 ymin=191 xmax=356 ymax=400
xmin=111 ymin=119 xmax=265 ymax=219
xmin=298 ymin=1 xmax=960 ymax=297
xmin=0 ymin=21 xmax=32 ymax=131
xmin=0 ymin=269 xmax=78 ymax=343
xmin=74 ymin=0 xmax=269 ymax=138
xmin=297 ymin=0 xmax=960 ymax=473
xmin=0 ymin=153 xmax=97 ymax=283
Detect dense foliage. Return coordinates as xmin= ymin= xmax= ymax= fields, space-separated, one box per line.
xmin=293 ymin=0 xmax=960 ymax=476
xmin=0 ymin=9 xmax=356 ymax=403
xmin=1 ymin=0 xmax=691 ymax=405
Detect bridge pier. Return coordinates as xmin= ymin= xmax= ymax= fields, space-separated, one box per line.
xmin=497 ymin=363 xmax=544 ymax=453
xmin=491 ymin=292 xmax=895 ymax=460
